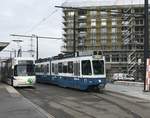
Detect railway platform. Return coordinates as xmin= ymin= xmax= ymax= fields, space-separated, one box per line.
xmin=0 ymin=82 xmax=53 ymax=118
xmin=106 ymin=81 xmax=150 ymax=101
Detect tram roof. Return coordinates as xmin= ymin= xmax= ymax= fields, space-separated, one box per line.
xmin=0 ymin=42 xmax=9 ymax=51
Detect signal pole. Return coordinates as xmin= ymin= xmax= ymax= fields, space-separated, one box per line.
xmin=144 ymin=0 xmax=149 ymax=91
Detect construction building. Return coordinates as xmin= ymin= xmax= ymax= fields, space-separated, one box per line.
xmin=61 ymin=0 xmax=148 ymax=81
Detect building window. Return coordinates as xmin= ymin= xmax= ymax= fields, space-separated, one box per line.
xmin=91 ymin=28 xmax=96 ymax=33
xmin=135 ymin=27 xmax=144 ymax=33
xmin=68 ymin=11 xmax=74 ymax=17
xmin=100 ymin=11 xmax=107 ymax=16
xmin=101 ymin=39 xmax=107 ymax=44
xmin=112 ymin=39 xmax=117 ymax=44
xmin=91 ymin=39 xmax=96 ymax=46
xmin=101 ymin=19 xmax=107 ymax=26
xmin=90 ymin=34 xmax=96 ymax=40
xmin=135 ymin=19 xmax=144 ymax=25
xmin=90 ymin=11 xmax=97 ymax=16
xmin=105 ymin=55 xmax=110 ymax=62
xmin=111 ymin=35 xmax=117 ymax=39
xmin=112 ymin=28 xmax=117 ymax=33
xmin=78 ymin=10 xmax=87 ymax=15
xmin=91 ymin=19 xmax=96 ymax=27
xmin=101 ymin=28 xmax=107 ymax=33
xmin=120 ymin=54 xmax=127 ymax=62
xmin=111 ymin=9 xmax=118 ymax=15
xmin=112 ymin=18 xmax=117 ymax=26
xmin=112 ymin=54 xmax=119 ymax=62
xmin=79 ymin=23 xmax=86 ymax=27
xmin=68 ymin=19 xmax=73 ymax=27
xmin=78 ymin=38 xmax=84 ymax=46
xmin=101 ymin=35 xmax=107 ymax=39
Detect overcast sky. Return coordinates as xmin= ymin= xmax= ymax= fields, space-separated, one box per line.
xmin=0 ymin=0 xmax=146 ymax=59
xmin=0 ymin=0 xmax=66 ymax=58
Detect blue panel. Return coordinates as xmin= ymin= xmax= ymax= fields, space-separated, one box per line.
xmin=36 ymin=75 xmax=106 ymax=90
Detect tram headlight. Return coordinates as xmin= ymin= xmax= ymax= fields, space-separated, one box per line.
xmin=98 ymin=80 xmax=101 ymax=83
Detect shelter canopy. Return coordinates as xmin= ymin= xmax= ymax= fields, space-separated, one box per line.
xmin=0 ymin=42 xmax=9 ymax=51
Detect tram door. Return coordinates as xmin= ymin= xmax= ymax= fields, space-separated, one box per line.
xmin=73 ymin=61 xmax=80 ymax=88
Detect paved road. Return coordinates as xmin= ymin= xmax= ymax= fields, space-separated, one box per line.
xmin=0 ymin=83 xmax=51 ymax=118
xmin=17 ymin=83 xmax=150 ymax=118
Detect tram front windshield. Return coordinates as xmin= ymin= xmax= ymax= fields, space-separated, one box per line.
xmin=14 ymin=65 xmax=35 ymax=76
xmin=92 ymin=60 xmax=104 ymax=75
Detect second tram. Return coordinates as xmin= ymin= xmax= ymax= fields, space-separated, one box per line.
xmin=0 ymin=57 xmax=36 ymax=87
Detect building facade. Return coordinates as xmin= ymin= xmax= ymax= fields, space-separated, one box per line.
xmin=61 ymin=2 xmax=148 ymax=81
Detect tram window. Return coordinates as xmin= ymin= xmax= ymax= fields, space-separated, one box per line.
xmin=43 ymin=64 xmax=49 ymax=73
xmin=26 ymin=65 xmax=35 ymax=76
xmin=58 ymin=63 xmax=62 ymax=73
xmin=35 ymin=65 xmax=39 ymax=72
xmin=14 ymin=65 xmax=35 ymax=76
xmin=14 ymin=65 xmax=17 ymax=76
xmin=68 ymin=61 xmax=73 ymax=73
xmin=82 ymin=60 xmax=92 ymax=75
xmin=54 ymin=64 xmax=58 ymax=74
xmin=74 ymin=62 xmax=80 ymax=76
xmin=44 ymin=64 xmax=49 ymax=73
xmin=41 ymin=65 xmax=43 ymax=72
xmin=63 ymin=63 xmax=67 ymax=73
xmin=52 ymin=63 xmax=54 ymax=73
xmin=46 ymin=64 xmax=49 ymax=73
xmin=92 ymin=60 xmax=104 ymax=75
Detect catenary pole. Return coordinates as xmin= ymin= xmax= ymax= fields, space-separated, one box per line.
xmin=10 ymin=34 xmax=63 ymax=60
xmin=36 ymin=36 xmax=39 ymax=60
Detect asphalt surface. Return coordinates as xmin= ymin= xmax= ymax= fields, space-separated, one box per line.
xmin=106 ymin=82 xmax=150 ymax=101
xmin=0 ymin=83 xmax=53 ymax=118
xmin=17 ymin=83 xmax=150 ymax=118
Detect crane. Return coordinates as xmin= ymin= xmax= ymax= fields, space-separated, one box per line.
xmin=10 ymin=34 xmax=64 ymax=60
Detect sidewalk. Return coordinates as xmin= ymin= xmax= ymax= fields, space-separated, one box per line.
xmin=0 ymin=82 xmax=54 ymax=118
xmin=105 ymin=81 xmax=150 ymax=101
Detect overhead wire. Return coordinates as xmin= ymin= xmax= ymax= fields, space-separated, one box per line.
xmin=25 ymin=9 xmax=58 ymax=34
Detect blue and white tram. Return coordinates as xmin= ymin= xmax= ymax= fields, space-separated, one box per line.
xmin=35 ymin=51 xmax=106 ymax=90
xmin=0 ymin=57 xmax=36 ymax=87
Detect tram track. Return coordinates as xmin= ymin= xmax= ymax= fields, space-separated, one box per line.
xmin=103 ymin=91 xmax=150 ymax=109
xmin=17 ymin=84 xmax=150 ymax=118
xmin=92 ymin=93 xmax=143 ymax=118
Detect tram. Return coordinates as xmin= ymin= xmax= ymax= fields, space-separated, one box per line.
xmin=0 ymin=57 xmax=36 ymax=87
xmin=35 ymin=51 xmax=106 ymax=90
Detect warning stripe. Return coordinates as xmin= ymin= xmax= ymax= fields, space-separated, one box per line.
xmin=146 ymin=59 xmax=150 ymax=91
